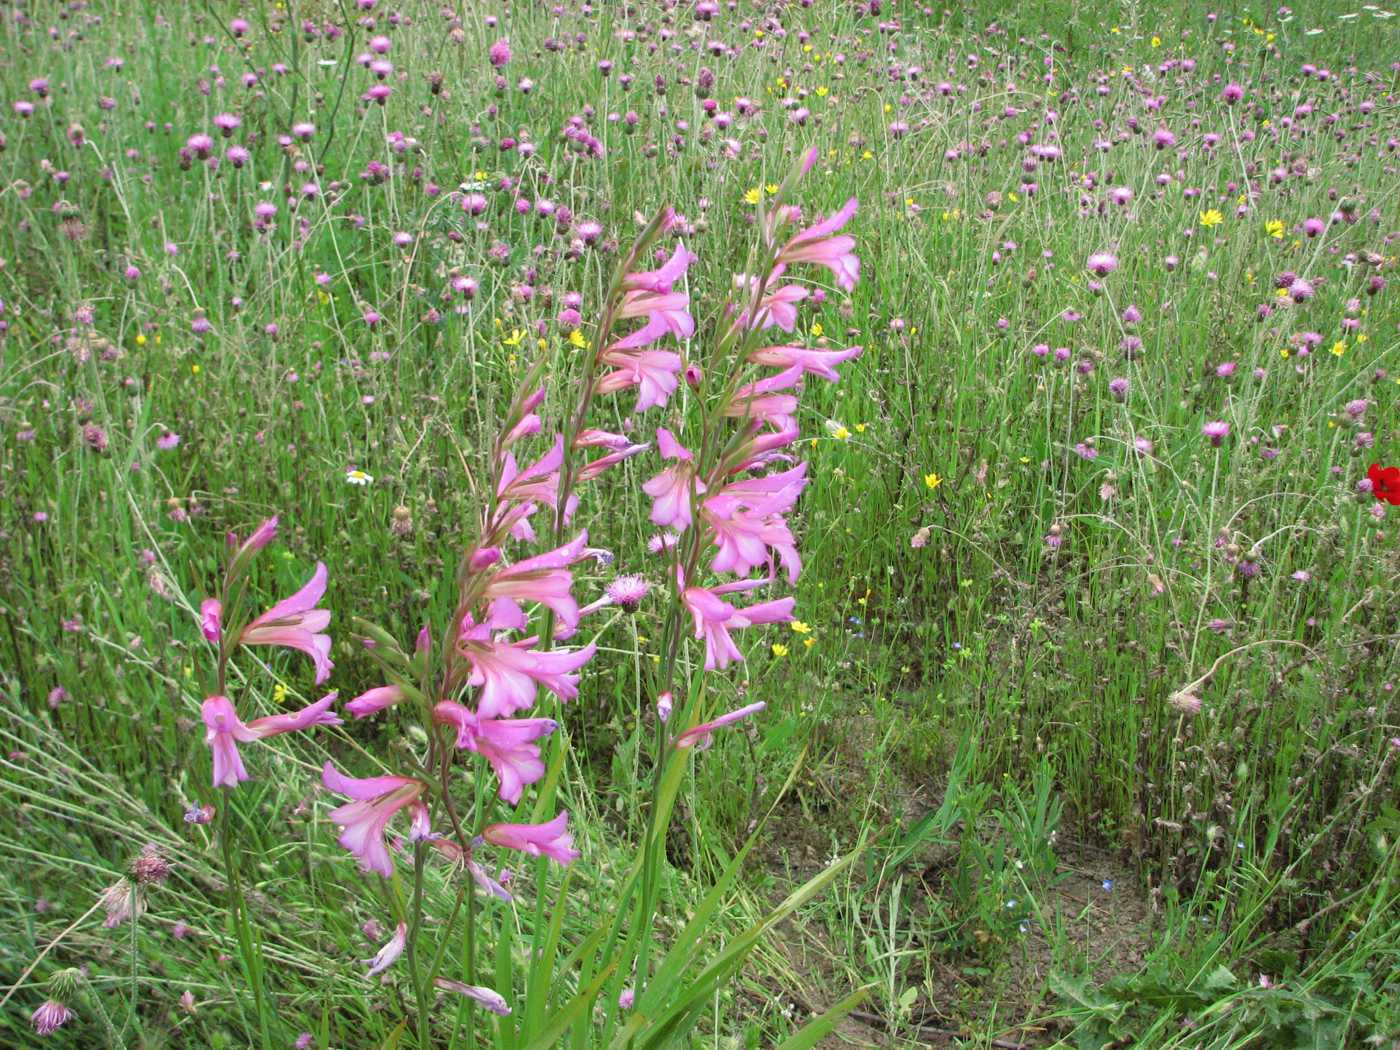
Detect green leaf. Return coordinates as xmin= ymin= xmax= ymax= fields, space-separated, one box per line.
xmin=496 ymin=912 xmax=517 ymax=1050
xmin=1050 ymin=971 xmax=1125 ymax=1020
xmin=637 ymin=742 xmax=813 ymax=1019
xmin=378 ymin=1019 xmax=408 ymax=1050
xmin=517 ymin=960 xmax=618 ymax=1050
xmin=1197 ymin=964 xmax=1238 ymax=997
xmin=771 ymin=986 xmax=873 ymax=1050
xmin=522 ymin=870 xmax=573 ymax=1038
xmin=625 ymin=846 xmax=865 ymax=1049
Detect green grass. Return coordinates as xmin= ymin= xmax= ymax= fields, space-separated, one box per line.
xmin=1 ymin=0 xmax=1398 ymax=1046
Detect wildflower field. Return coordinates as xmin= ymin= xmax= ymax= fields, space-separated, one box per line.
xmin=2 ymin=0 xmax=1398 ymax=1046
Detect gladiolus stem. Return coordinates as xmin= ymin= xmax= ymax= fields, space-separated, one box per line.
xmin=408 ymin=841 xmax=432 ymax=1048
xmin=424 ymin=879 xmax=469 ymax=1002
xmin=218 ymin=798 xmax=272 ymax=1050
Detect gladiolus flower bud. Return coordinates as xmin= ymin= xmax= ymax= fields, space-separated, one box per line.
xmin=200 ymin=599 xmax=222 ymax=643
xmin=470 ymin=547 xmax=502 ymax=572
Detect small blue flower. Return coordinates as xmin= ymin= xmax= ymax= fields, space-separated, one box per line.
xmin=1101 ymin=878 xmax=1114 ymax=892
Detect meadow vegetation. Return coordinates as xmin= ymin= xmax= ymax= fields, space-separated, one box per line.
xmin=0 ymin=1 xmax=1397 ymax=1047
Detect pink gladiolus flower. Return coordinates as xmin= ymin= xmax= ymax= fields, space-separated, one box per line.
xmin=577 ymin=440 xmax=650 ymax=482
xmin=346 ymin=685 xmax=406 ymax=718
xmin=612 ymin=243 xmax=696 ymax=347
xmin=434 ymin=701 xmax=556 ymax=804
xmin=622 ymin=241 xmax=695 ymax=295
xmin=574 ymin=428 xmax=634 ymax=450
xmin=202 ymin=693 xmax=341 ymax=788
xmin=496 ymin=436 xmax=564 ymax=508
xmin=322 ymin=762 xmax=429 ymax=877
xmin=682 ymin=578 xmax=796 ymax=670
xmin=234 ymin=516 xmax=279 ymax=560
xmin=676 ymin=701 xmax=767 ymax=749
xmin=200 ymin=598 xmax=222 ymax=643
xmin=705 ymin=463 xmax=808 ymax=518
xmin=458 ymin=617 xmax=597 ymax=719
xmin=494 ymin=437 xmax=577 ymax=540
xmin=642 ymin=428 xmax=706 ymax=530
xmin=462 ymin=855 xmax=514 ymax=900
xmin=483 ymin=532 xmax=590 ymax=629
xmin=748 ymin=344 xmax=862 ymax=382
xmin=365 ymin=921 xmax=407 ymax=977
xmin=482 ymin=811 xmax=580 ymax=866
xmin=614 ymin=290 xmax=695 ymax=347
xmin=503 ymin=412 xmax=541 ymax=447
xmin=775 ymin=197 xmax=860 ymax=290
xmin=730 ymin=423 xmax=800 ymax=472
xmin=702 ymin=468 xmax=806 ymax=578
xmin=596 ymin=347 xmax=685 ymax=412
xmin=704 ymin=508 xmax=801 ymax=582
xmin=724 ymin=366 xmax=803 ymax=430
xmin=225 ymin=516 xmax=280 ymax=574
xmin=239 ymin=562 xmax=334 ymax=684
xmin=752 ymin=283 xmax=808 ymax=332
xmin=435 ymin=979 xmax=512 ymax=1016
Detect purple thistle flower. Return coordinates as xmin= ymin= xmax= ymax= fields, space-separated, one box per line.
xmin=1086 ymin=251 xmax=1118 ymax=277
xmin=605 ymin=575 xmax=650 ymax=611
xmin=1203 ymin=421 xmax=1230 ymax=446
xmin=31 ymin=1000 xmax=74 ymax=1036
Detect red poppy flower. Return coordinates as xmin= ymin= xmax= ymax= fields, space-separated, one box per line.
xmin=1369 ymin=463 xmax=1400 ymax=506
